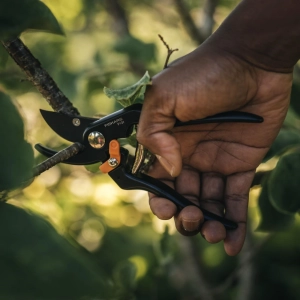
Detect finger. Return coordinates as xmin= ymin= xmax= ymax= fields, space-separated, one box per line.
xmin=174 ymin=166 xmax=204 ymax=235
xmin=224 ymin=170 xmax=255 ymax=256
xmin=149 ymin=195 xmax=177 ymax=220
xmin=200 ymin=172 xmax=226 ymax=243
xmin=148 ymin=160 xmax=177 ymax=220
xmin=137 ymin=84 xmax=182 ymax=177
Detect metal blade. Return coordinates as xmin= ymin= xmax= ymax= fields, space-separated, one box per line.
xmin=40 ymin=110 xmax=97 ymax=142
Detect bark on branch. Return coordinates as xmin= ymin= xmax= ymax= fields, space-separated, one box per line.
xmin=2 ymin=37 xmax=80 ymax=115
xmin=1 ymin=37 xmax=82 ymax=178
xmin=33 ymin=143 xmax=85 ymax=177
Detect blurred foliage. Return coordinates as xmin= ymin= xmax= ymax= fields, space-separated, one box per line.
xmin=0 ymin=0 xmax=63 ymax=40
xmin=1 ymin=0 xmax=300 ymax=300
xmin=0 ymin=91 xmax=34 ymax=193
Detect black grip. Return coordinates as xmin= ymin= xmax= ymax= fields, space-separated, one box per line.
xmin=108 ymin=153 xmax=237 ymax=230
xmin=175 ymin=111 xmax=263 ymax=127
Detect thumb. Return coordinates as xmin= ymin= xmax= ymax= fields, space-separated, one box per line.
xmin=137 ymin=103 xmax=182 ymax=178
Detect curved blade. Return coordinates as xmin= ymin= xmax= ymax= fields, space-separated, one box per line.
xmin=40 ymin=110 xmax=97 ymax=142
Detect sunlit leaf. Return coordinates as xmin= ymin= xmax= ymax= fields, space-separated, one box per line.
xmin=0 ymin=91 xmax=34 ymax=192
xmin=268 ymin=150 xmax=300 ymax=214
xmin=104 ymin=71 xmax=151 ymax=107
xmin=257 ymin=178 xmax=294 ymax=232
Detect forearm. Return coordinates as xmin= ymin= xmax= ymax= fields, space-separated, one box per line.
xmin=206 ymin=0 xmax=300 ymax=73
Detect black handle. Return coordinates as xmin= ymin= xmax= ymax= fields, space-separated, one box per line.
xmin=109 ymin=150 xmax=237 ymax=230
xmin=175 ymin=111 xmax=263 ymax=127
xmin=87 ymin=104 xmax=263 ymax=138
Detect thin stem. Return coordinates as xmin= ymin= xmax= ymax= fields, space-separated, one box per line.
xmin=158 ymin=34 xmax=179 ymax=69
xmin=32 ymin=143 xmax=85 ymax=177
xmin=2 ymin=37 xmax=80 ymax=115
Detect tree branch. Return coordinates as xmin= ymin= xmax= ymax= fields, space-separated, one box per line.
xmin=2 ymin=37 xmax=80 ymax=115
xmin=173 ymin=0 xmax=219 ymax=44
xmin=32 ymin=143 xmax=85 ymax=177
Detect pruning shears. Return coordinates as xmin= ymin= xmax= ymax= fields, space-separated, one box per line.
xmin=35 ymin=103 xmax=263 ymax=230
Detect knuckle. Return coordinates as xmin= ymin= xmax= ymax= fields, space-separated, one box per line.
xmin=225 ymin=193 xmax=248 ymax=203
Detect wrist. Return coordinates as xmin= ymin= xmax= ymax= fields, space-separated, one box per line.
xmin=205 ymin=0 xmax=300 ymax=73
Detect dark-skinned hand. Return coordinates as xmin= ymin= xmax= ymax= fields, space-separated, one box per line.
xmin=137 ymin=43 xmax=292 ymax=256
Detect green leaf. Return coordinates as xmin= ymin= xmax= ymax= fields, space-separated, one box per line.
xmin=28 ymin=1 xmax=64 ymax=36
xmin=0 ymin=203 xmax=111 ymax=299
xmin=0 ymin=91 xmax=34 ymax=191
xmin=104 ymin=71 xmax=152 ymax=107
xmin=85 ymin=162 xmax=102 ymax=173
xmin=268 ymin=150 xmax=300 ymax=214
xmin=0 ymin=0 xmax=63 ymax=40
xmin=257 ymin=178 xmax=294 ymax=232
xmin=263 ymin=128 xmax=300 ymax=162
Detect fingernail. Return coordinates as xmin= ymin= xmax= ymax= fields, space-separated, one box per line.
xmin=182 ymin=219 xmax=201 ymax=232
xmin=155 ymin=155 xmax=175 ymax=177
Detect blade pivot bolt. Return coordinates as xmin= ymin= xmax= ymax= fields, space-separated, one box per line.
xmin=108 ymin=158 xmax=119 ymax=168
xmin=72 ymin=118 xmax=81 ymax=126
xmin=88 ymin=131 xmax=105 ymax=149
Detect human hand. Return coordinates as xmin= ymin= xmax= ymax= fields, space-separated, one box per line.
xmin=137 ymin=43 xmax=292 ymax=256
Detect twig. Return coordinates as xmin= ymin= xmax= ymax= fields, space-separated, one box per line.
xmin=1 ymin=37 xmax=80 ymax=115
xmin=158 ymin=34 xmax=178 ymax=69
xmin=32 ymin=142 xmax=85 ymax=177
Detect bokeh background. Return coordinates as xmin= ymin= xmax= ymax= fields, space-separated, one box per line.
xmin=1 ymin=0 xmax=300 ymax=299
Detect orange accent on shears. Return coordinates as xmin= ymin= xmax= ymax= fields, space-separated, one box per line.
xmin=99 ymin=140 xmax=121 ymax=173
